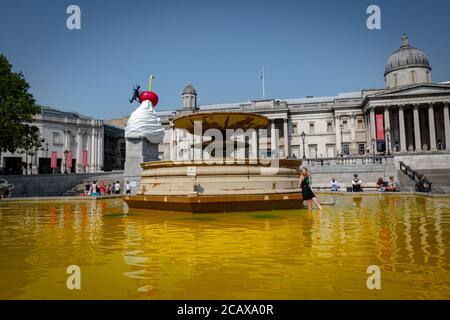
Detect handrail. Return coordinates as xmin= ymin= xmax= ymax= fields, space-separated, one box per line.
xmin=399 ymin=161 xmax=432 ymax=192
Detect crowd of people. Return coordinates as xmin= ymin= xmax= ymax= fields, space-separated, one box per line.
xmin=83 ymin=180 xmax=132 ymax=196
xmin=327 ymin=174 xmax=401 ymax=192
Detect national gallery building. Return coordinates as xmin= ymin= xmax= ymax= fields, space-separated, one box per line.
xmin=155 ymin=34 xmax=450 ymax=165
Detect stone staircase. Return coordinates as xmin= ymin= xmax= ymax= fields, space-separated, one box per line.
xmin=397 ymin=170 xmax=415 ymax=193
xmin=397 ymin=163 xmax=450 ymax=194
xmin=418 ymin=169 xmax=450 ymax=194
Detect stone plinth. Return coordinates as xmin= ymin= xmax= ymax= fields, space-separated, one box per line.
xmin=124 ymin=138 xmax=159 ymax=194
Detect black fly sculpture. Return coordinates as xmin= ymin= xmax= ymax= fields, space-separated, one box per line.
xmin=129 ymin=84 xmax=141 ymax=103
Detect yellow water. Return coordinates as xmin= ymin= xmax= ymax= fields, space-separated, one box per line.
xmin=0 ymin=195 xmax=449 ymax=300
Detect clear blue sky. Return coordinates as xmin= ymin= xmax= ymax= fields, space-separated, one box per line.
xmin=1 ymin=0 xmax=450 ymax=119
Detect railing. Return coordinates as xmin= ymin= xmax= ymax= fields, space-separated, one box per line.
xmin=399 ymin=161 xmax=432 ymax=193
xmin=302 ymin=156 xmax=391 ymax=167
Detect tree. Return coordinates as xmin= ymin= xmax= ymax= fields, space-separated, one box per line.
xmin=0 ymin=54 xmax=43 ymax=161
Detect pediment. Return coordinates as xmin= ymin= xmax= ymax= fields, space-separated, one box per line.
xmin=371 ymin=84 xmax=450 ymax=98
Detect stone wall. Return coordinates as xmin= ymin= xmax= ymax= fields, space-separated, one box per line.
xmin=308 ymin=157 xmax=397 ymax=189
xmin=393 ymin=153 xmax=450 ymax=170
xmin=3 ymin=171 xmax=124 ymax=198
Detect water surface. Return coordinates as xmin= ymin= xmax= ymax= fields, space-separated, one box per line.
xmin=0 ymin=195 xmax=449 ymax=299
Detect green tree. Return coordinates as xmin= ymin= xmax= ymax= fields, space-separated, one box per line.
xmin=0 ymin=54 xmax=43 ymax=159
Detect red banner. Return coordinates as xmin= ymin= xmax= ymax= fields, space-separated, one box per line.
xmin=66 ymin=151 xmax=73 ymax=168
xmin=50 ymin=151 xmax=57 ymax=169
xmin=376 ymin=114 xmax=385 ymax=140
xmin=82 ymin=150 xmax=88 ymax=167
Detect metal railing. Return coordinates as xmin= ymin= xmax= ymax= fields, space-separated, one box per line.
xmin=399 ymin=161 xmax=432 ymax=193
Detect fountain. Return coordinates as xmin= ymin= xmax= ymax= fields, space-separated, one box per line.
xmin=123 ymin=79 xmax=302 ymax=213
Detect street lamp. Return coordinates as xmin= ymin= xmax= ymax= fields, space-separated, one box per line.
xmin=300 ymin=131 xmax=306 ymax=159
xmin=385 ymin=127 xmax=391 ymax=156
xmin=371 ymin=138 xmax=376 ymax=157
xmin=63 ymin=149 xmax=69 ymax=174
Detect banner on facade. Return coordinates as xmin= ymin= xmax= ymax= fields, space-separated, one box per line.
xmin=50 ymin=151 xmax=57 ymax=169
xmin=82 ymin=150 xmax=88 ymax=167
xmin=376 ymin=114 xmax=385 ymax=140
xmin=66 ymin=151 xmax=73 ymax=169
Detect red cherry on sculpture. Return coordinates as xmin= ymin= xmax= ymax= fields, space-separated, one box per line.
xmin=139 ymin=91 xmax=159 ymax=107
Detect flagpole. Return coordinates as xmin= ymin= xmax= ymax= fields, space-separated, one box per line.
xmin=262 ymin=66 xmax=265 ymax=99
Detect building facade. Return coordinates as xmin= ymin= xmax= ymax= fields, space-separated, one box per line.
xmin=0 ymin=106 xmax=105 ymax=175
xmin=155 ymin=34 xmax=450 ymax=162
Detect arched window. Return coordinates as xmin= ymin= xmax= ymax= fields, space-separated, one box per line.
xmin=426 ymin=71 xmax=430 ymax=82
xmin=393 ymin=73 xmax=398 ymax=87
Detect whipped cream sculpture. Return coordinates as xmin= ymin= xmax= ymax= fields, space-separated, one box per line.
xmin=125 ymin=75 xmax=165 ymax=144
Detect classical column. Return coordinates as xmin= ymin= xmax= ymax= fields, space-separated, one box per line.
xmin=428 ymin=104 xmax=437 ymax=151
xmin=283 ymin=118 xmax=289 ymax=159
xmin=98 ymin=124 xmax=104 ymax=170
xmin=169 ymin=126 xmax=174 ymax=160
xmin=251 ymin=129 xmax=258 ymax=159
xmin=175 ymin=128 xmax=180 ymax=160
xmin=189 ymin=133 xmax=193 ymax=160
xmin=399 ymin=106 xmax=407 ymax=152
xmin=413 ymin=104 xmax=422 ymax=151
xmin=369 ymin=108 xmax=376 ymax=143
xmin=270 ymin=120 xmax=277 ymax=158
xmin=63 ymin=129 xmax=69 ymax=173
xmin=444 ymin=103 xmax=450 ymax=151
xmin=335 ymin=115 xmax=341 ymax=156
xmin=76 ymin=129 xmax=82 ymax=173
xmin=384 ymin=107 xmax=391 ymax=153
xmin=91 ymin=126 xmax=96 ymax=171
xmin=350 ymin=114 xmax=356 ymax=154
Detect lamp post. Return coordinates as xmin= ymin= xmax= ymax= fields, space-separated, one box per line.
xmin=63 ymin=149 xmax=68 ymax=174
xmin=385 ymin=127 xmax=391 ymax=156
xmin=371 ymin=138 xmax=376 ymax=157
xmin=301 ymin=131 xmax=306 ymax=159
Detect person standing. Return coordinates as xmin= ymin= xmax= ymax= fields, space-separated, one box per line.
xmin=91 ymin=181 xmax=98 ymax=197
xmin=100 ymin=181 xmax=106 ymax=196
xmin=298 ymin=168 xmax=322 ymax=210
xmin=106 ymin=184 xmax=111 ymax=195
xmin=125 ymin=181 xmax=131 ymax=194
xmin=114 ymin=181 xmax=121 ymax=194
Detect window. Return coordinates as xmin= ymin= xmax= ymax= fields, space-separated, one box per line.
xmin=358 ymin=143 xmax=365 ymax=155
xmin=357 ymin=119 xmax=364 ymax=130
xmin=342 ymin=143 xmax=350 ymax=156
xmin=342 ymin=120 xmax=348 ymax=130
xmin=411 ymin=71 xmax=416 ymax=83
xmin=327 ymin=122 xmax=333 ymax=133
xmin=309 ymin=123 xmax=315 ymax=134
xmin=426 ymin=71 xmax=430 ymax=82
xmin=292 ymin=123 xmax=298 ymax=134
xmin=52 ymin=132 xmax=62 ymax=145
xmin=393 ymin=73 xmax=398 ymax=87
xmin=308 ymin=144 xmax=317 ymax=158
xmin=326 ymin=144 xmax=335 ymax=158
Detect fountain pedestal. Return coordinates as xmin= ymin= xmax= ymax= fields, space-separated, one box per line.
xmin=124 ymin=138 xmax=159 ymax=194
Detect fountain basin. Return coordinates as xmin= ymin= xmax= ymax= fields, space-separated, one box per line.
xmin=123 ymin=159 xmax=303 ymax=213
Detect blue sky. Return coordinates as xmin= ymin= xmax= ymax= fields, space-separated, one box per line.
xmin=1 ymin=0 xmax=450 ymax=119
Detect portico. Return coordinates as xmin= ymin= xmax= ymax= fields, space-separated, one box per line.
xmin=363 ymin=85 xmax=450 ymax=154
